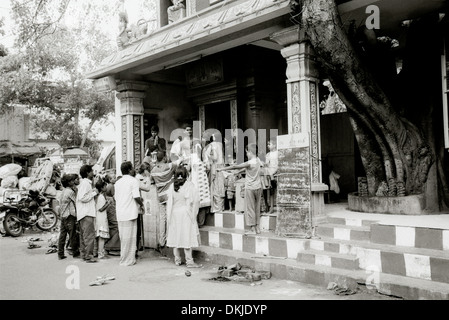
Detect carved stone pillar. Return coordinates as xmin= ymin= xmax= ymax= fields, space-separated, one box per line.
xmin=198 ymin=105 xmax=205 ymax=135
xmin=230 ymin=99 xmax=238 ymax=132
xmin=271 ymin=26 xmax=328 ymax=236
xmin=116 ymin=81 xmax=149 ymax=171
xmin=249 ymin=102 xmax=261 ymax=132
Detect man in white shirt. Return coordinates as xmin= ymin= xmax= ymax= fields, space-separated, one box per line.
xmin=114 ymin=161 xmax=144 ymax=266
xmin=76 ymin=164 xmax=98 ymax=263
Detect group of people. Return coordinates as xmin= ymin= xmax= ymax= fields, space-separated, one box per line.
xmin=150 ymin=123 xmax=279 ymax=238
xmin=57 ymin=123 xmax=279 ymax=267
xmin=57 ymin=165 xmax=120 ymax=264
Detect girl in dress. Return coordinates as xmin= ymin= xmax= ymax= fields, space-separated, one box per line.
xmin=166 ymin=166 xmax=202 ymax=268
xmin=95 ymin=179 xmax=110 ymax=259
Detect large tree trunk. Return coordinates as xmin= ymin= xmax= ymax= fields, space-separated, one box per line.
xmin=298 ymin=0 xmax=448 ymax=211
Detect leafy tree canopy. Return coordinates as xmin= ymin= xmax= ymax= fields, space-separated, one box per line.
xmin=0 ymin=0 xmax=122 ymax=154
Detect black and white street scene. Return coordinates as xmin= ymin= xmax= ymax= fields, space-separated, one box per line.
xmin=0 ymin=0 xmax=448 ymax=305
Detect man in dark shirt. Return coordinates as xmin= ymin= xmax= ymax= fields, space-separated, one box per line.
xmin=144 ymin=125 xmax=166 ymax=163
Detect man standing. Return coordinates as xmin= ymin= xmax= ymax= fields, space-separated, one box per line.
xmin=144 ymin=125 xmax=166 ymax=164
xmin=76 ymin=165 xmax=98 ymax=263
xmin=114 ymin=161 xmax=144 ymax=266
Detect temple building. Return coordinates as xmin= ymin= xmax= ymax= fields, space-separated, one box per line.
xmin=87 ymin=0 xmax=449 ymax=299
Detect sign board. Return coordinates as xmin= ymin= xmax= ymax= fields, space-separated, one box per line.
xmin=277 ymin=133 xmax=309 ymax=150
xmin=186 ymin=58 xmax=224 ymax=89
xmin=63 ymin=162 xmax=82 ymax=175
xmin=275 ymin=133 xmax=311 ymax=236
xmin=63 ymin=157 xmax=85 ymax=175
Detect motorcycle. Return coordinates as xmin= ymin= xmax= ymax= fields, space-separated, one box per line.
xmin=0 ymin=209 xmax=6 ymax=236
xmin=1 ymin=189 xmax=59 ymax=237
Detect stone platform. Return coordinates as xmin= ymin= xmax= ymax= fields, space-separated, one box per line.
xmin=348 ymin=192 xmax=428 ymax=215
xmin=186 ymin=202 xmax=449 ymax=300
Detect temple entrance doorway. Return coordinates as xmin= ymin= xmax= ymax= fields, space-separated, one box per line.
xmin=204 ymin=101 xmax=232 ymax=143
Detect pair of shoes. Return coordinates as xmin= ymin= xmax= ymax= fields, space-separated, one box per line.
xmin=175 ymin=262 xmax=182 ymax=266
xmin=72 ymin=254 xmax=81 ymax=259
xmin=186 ymin=263 xmax=203 ymax=268
xmin=85 ymin=258 xmax=98 ymax=263
xmin=58 ymin=256 xmax=67 ymax=260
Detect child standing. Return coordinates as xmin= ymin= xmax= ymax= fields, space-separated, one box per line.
xmin=95 ymin=179 xmax=110 ymax=259
xmin=263 ymin=138 xmax=278 ymax=214
xmin=222 ymin=162 xmax=243 ymax=212
xmin=217 ymin=143 xmax=263 ymax=235
xmin=104 ymin=182 xmax=120 ymax=256
xmin=57 ymin=174 xmax=79 ymax=260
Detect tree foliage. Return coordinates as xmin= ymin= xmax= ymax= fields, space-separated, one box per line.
xmin=0 ymin=0 xmax=120 ymax=155
xmin=299 ymin=0 xmax=448 ymax=210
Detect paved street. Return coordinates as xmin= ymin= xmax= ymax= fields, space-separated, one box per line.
xmin=0 ymin=229 xmax=400 ymax=303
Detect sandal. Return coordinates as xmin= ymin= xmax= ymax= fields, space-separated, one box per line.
xmin=46 ymin=248 xmax=57 ymax=254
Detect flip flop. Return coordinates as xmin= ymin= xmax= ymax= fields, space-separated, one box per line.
xmin=46 ymin=248 xmax=57 ymax=254
xmin=97 ymin=275 xmax=116 ymax=281
xmin=89 ymin=280 xmax=106 ymax=286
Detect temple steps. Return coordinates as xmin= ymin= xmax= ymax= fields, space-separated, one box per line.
xmin=190 ymin=209 xmax=449 ymax=299
xmin=316 ymin=223 xmax=371 ymax=242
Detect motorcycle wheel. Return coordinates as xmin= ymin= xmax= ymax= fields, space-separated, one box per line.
xmin=36 ymin=209 xmax=58 ymax=231
xmin=0 ymin=219 xmax=6 ymax=236
xmin=4 ymin=213 xmax=23 ymax=237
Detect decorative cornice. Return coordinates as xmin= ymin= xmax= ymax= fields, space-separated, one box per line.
xmin=116 ymin=91 xmax=147 ymax=100
xmin=86 ymin=0 xmax=291 ymax=79
xmin=117 ymin=81 xmax=150 ymax=92
xmin=270 ymin=24 xmax=305 ymax=47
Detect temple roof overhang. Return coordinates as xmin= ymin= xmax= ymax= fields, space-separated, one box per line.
xmin=86 ymin=0 xmax=448 ymax=81
xmin=86 ymin=0 xmax=293 ymax=80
